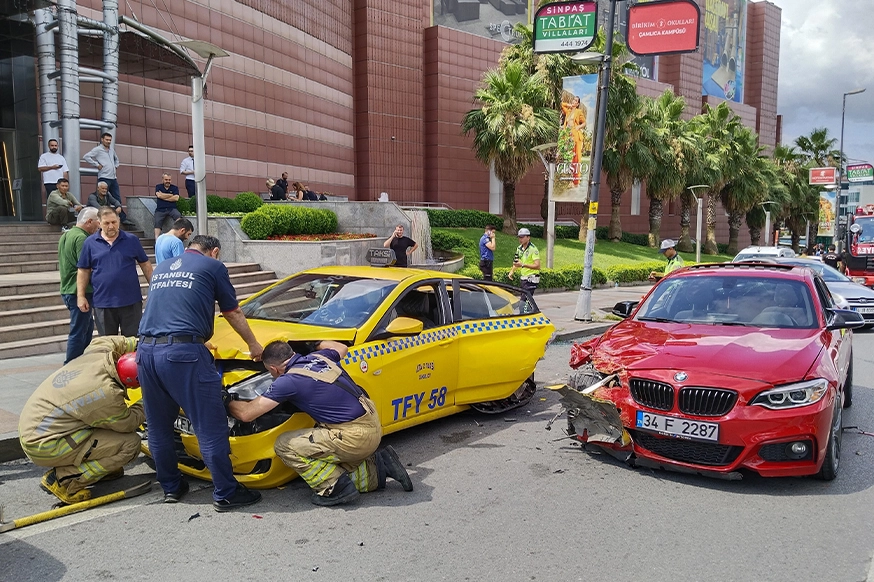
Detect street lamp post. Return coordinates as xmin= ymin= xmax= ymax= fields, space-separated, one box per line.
xmin=759 ymin=200 xmax=779 ymax=247
xmin=837 ymin=87 xmax=866 ymax=253
xmin=532 ymin=143 xmax=558 ymax=268
xmin=573 ymin=0 xmax=620 ymax=322
xmin=687 ymin=185 xmax=708 ymax=263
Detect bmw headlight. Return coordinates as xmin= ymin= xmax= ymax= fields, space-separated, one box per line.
xmin=750 ymin=379 xmax=828 ymax=410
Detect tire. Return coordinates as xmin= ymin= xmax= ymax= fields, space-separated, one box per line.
xmin=843 ymin=357 xmax=854 ymax=409
xmin=815 ymin=398 xmax=842 ymax=481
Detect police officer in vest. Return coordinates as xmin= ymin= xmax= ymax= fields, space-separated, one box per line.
xmin=137 ymin=235 xmax=264 ymax=512
xmin=508 ymin=228 xmax=541 ymax=295
xmin=227 ymin=340 xmax=413 ymax=506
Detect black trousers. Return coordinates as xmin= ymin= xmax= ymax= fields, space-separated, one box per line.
xmin=479 ymin=259 xmax=493 ymax=281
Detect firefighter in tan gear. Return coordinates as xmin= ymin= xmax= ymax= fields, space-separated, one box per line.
xmin=19 ymin=336 xmax=144 ymax=504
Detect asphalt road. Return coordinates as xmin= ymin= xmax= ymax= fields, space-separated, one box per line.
xmin=3 ymin=334 xmax=874 ymax=582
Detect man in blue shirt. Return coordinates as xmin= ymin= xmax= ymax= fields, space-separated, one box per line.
xmin=154 ymin=173 xmax=182 ymax=240
xmin=479 ymin=224 xmax=496 ymax=281
xmin=228 ymin=340 xmax=413 ymax=506
xmin=77 ymin=207 xmax=152 ymax=336
xmin=137 ymin=235 xmax=264 ymax=512
xmin=154 ymin=218 xmax=193 ymax=264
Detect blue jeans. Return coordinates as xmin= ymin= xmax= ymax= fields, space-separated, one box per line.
xmin=136 ymin=342 xmax=238 ymax=501
xmin=62 ymin=293 xmax=94 ymax=363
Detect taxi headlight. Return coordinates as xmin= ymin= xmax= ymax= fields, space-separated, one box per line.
xmin=750 ymin=379 xmax=829 ymax=410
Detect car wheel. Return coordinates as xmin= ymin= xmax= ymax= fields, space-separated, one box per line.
xmin=815 ymin=397 xmax=842 ymax=481
xmin=843 ymin=357 xmax=854 ymax=409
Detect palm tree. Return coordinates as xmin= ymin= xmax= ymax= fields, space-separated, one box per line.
xmin=744 ymin=158 xmax=788 ymax=246
xmin=688 ymin=103 xmax=744 ymax=254
xmin=773 ymin=144 xmax=819 ymax=252
xmin=461 ymin=62 xmax=559 ymax=234
xmin=719 ymin=127 xmax=775 ymax=255
xmin=793 ymin=127 xmax=840 ymax=250
xmin=603 ymin=73 xmax=656 ymax=241
xmin=640 ymin=91 xmax=696 ymax=247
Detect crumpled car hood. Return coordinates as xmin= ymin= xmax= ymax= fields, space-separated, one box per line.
xmin=592 ymin=321 xmax=823 ymax=384
xmin=209 ymin=316 xmax=357 ymax=361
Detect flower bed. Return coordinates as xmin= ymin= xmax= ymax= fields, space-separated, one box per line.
xmin=267 ymin=233 xmax=376 ymax=241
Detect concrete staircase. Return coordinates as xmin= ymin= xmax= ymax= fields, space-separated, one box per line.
xmin=0 ymin=223 xmax=279 ymax=359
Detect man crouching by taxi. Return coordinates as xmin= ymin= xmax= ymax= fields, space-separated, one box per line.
xmin=19 ymin=336 xmax=144 ymax=505
xmin=226 ymin=340 xmax=413 ymax=506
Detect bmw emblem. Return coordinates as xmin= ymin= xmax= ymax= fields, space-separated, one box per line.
xmin=674 ymin=372 xmax=688 ymax=382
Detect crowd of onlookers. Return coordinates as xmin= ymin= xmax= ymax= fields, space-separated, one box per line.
xmin=266 ymin=172 xmax=326 ymax=202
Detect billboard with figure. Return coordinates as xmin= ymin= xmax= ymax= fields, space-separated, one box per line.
xmin=819 ymin=191 xmax=837 ymax=237
xmin=554 ymin=74 xmax=598 ymax=202
xmin=432 ymin=0 xmax=530 ymax=44
xmin=701 ymin=0 xmax=747 ymax=102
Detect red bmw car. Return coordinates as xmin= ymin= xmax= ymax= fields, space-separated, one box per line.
xmin=561 ymin=263 xmax=865 ymax=481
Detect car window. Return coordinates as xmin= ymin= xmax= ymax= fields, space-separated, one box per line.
xmin=636 ymin=275 xmax=817 ymax=328
xmin=371 ymin=282 xmax=446 ymax=337
xmin=447 ymin=282 xmax=538 ymax=320
xmin=240 ymin=274 xmax=397 ymax=328
xmin=781 ymin=260 xmax=850 ymax=283
xmin=813 ymin=277 xmax=835 ymax=311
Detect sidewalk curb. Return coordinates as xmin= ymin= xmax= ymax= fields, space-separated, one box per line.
xmin=553 ymin=322 xmax=614 ymax=341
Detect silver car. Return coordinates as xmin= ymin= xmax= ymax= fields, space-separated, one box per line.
xmin=777 ymin=258 xmax=874 ymax=326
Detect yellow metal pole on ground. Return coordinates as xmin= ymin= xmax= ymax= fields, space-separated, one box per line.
xmin=0 ymin=480 xmax=151 ymax=533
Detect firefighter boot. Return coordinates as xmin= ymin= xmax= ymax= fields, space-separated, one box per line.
xmin=376 ymin=445 xmax=413 ymax=492
xmin=310 ymin=473 xmax=359 ymax=507
xmin=40 ymin=469 xmax=92 ymax=505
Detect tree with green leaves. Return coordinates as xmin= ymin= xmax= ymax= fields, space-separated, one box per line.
xmin=793 ymin=127 xmax=840 ymax=249
xmin=773 ymin=144 xmax=819 ymax=252
xmin=461 ymin=61 xmax=559 ymax=235
xmin=689 ymin=103 xmax=744 ymax=254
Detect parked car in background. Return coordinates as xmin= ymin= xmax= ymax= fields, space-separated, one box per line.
xmin=558 ymin=262 xmax=864 ymax=482
xmin=732 ymin=246 xmax=796 ymax=262
xmin=775 ymin=257 xmax=874 ymax=327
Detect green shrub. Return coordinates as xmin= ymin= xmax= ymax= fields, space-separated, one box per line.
xmin=206 ymin=195 xmax=237 ymax=213
xmin=495 ymin=265 xmax=607 ymax=290
xmin=427 ymin=209 xmax=504 ymax=229
xmin=431 ymin=230 xmax=469 ymax=251
xmin=255 ymin=205 xmax=294 ymax=235
xmin=176 ymin=197 xmax=192 ymax=214
xmin=234 ymin=192 xmax=263 ymax=213
xmin=605 ymin=262 xmax=663 ymax=283
xmin=240 ymin=211 xmax=273 ymax=240
xmin=246 ymin=204 xmax=339 ymax=236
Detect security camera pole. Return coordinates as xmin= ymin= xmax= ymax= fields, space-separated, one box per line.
xmin=574 ymin=0 xmax=618 ymax=321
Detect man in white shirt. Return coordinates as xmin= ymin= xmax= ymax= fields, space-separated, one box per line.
xmin=37 ymin=139 xmax=69 ymax=200
xmin=179 ymin=145 xmax=195 ymax=199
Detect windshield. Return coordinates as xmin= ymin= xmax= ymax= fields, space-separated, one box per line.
xmin=240 ymin=274 xmax=397 ymax=328
xmin=780 ymin=260 xmax=850 ymax=283
xmin=636 ymin=275 xmax=817 ymax=328
xmin=853 ymin=217 xmax=874 ymax=243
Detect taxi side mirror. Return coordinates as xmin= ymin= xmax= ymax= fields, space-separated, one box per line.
xmin=385 ymin=316 xmax=424 ymax=336
xmin=611 ymin=301 xmax=639 ymax=319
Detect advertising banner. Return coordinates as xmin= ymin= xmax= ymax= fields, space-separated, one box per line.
xmin=847 ymin=163 xmax=874 ymax=183
xmin=432 ymin=0 xmax=529 ymax=44
xmin=627 ymin=0 xmax=701 ymax=56
xmin=605 ymin=0 xmax=657 ymax=80
xmin=818 ymin=191 xmax=836 ymax=237
xmin=701 ymin=0 xmax=747 ymax=103
xmin=533 ymin=1 xmax=598 ymax=54
xmin=554 ymin=74 xmax=598 ymax=202
xmin=809 ymin=167 xmax=837 ymax=186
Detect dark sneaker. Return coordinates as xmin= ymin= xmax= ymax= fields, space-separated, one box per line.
xmin=377 ymin=445 xmax=413 ymax=491
xmin=213 ymin=484 xmax=262 ymax=512
xmin=40 ymin=469 xmax=92 ymax=505
xmin=310 ymin=473 xmax=360 ymax=507
xmin=100 ymin=468 xmax=125 ymax=482
xmin=163 ymin=479 xmax=190 ymax=503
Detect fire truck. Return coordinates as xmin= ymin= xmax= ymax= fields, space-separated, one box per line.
xmin=842 ymin=204 xmax=874 ymax=286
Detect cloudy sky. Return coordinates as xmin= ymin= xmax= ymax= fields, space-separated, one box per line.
xmin=775 ymin=0 xmax=874 ymax=166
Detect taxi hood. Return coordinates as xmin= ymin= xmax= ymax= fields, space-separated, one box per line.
xmin=592 ymin=321 xmax=822 ymax=384
xmin=209 ymin=316 xmax=357 ymax=361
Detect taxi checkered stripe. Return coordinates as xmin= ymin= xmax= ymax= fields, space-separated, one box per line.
xmin=343 ymin=315 xmax=550 ymax=365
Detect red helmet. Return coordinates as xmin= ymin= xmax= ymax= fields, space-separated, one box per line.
xmin=116 ymin=352 xmax=139 ymax=388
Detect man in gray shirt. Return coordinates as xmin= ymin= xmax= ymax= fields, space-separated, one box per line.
xmin=86 ymin=180 xmax=134 ymax=226
xmin=83 ymin=132 xmax=121 ymax=204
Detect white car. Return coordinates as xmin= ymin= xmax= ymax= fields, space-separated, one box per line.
xmin=732 ymin=246 xmax=796 ymax=262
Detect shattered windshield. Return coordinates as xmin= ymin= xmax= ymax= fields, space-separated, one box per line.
xmin=636 ymin=275 xmax=817 ymax=329
xmin=240 ymin=274 xmax=397 ymax=328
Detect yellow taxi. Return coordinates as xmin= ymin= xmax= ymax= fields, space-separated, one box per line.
xmin=138 ymin=263 xmax=555 ymax=488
